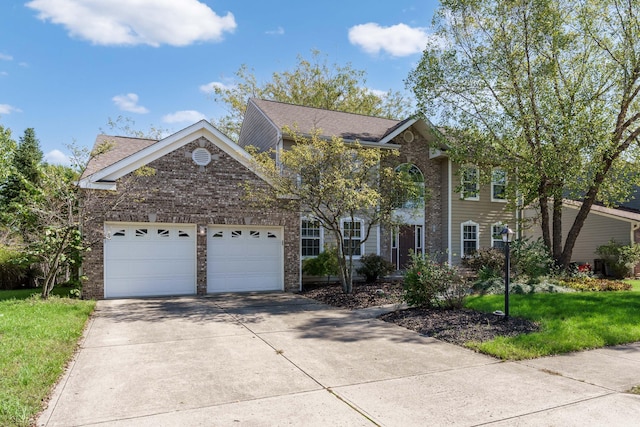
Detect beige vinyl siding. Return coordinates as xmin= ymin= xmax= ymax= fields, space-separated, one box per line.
xmin=449 ymin=163 xmax=514 ymax=265
xmin=441 ymin=159 xmax=450 ymax=258
xmin=237 ymin=100 xmax=280 ymax=151
xmin=523 ymin=205 xmax=632 ymax=264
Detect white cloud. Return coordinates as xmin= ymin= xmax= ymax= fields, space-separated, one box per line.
xmin=199 ymin=81 xmax=233 ymax=94
xmin=44 ymin=149 xmax=71 ymax=165
xmin=26 ymin=0 xmax=237 ymax=47
xmin=112 ymin=93 xmax=149 ymax=114
xmin=348 ymin=23 xmax=439 ymax=57
xmin=0 ymin=71 xmax=8 ymax=77
xmin=266 ymin=26 xmax=284 ymax=36
xmin=0 ymin=104 xmax=22 ymax=114
xmin=162 ymin=110 xmax=207 ymax=124
xmin=0 ymin=53 xmax=13 ymax=61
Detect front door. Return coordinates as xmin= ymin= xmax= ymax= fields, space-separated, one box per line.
xmin=392 ymin=225 xmax=423 ymax=269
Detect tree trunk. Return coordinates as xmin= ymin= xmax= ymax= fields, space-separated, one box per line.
xmin=552 ymin=196 xmax=563 ymax=261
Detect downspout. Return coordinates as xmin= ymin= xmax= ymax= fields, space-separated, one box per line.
xmin=448 ymin=157 xmax=453 ymax=265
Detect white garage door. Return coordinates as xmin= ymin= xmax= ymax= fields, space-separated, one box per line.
xmin=207 ymin=225 xmax=283 ymax=293
xmin=104 ymin=222 xmax=196 ymax=298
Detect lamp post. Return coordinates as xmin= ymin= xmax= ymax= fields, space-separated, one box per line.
xmin=501 ymin=225 xmax=514 ymax=319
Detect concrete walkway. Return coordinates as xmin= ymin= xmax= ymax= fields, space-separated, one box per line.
xmin=38 ymin=293 xmax=640 ymax=426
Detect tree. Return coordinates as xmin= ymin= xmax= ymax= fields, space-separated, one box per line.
xmin=0 ymin=125 xmax=16 ymax=183
xmin=0 ymin=128 xmax=44 ymax=234
xmin=407 ymin=0 xmax=640 ymax=267
xmin=23 ymin=163 xmax=83 ymax=298
xmin=246 ymin=129 xmax=420 ymax=293
xmin=210 ymin=50 xmax=412 ymax=141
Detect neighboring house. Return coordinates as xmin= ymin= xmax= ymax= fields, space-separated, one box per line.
xmin=523 ymin=199 xmax=640 ymax=276
xmin=79 ymin=99 xmax=515 ymax=299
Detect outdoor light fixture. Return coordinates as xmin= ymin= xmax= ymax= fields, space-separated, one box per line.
xmin=500 ymin=225 xmax=515 ymax=319
xmin=198 ymin=225 xmax=207 ymax=236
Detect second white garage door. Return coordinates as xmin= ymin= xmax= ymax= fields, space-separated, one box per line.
xmin=207 ymin=225 xmax=284 ymax=293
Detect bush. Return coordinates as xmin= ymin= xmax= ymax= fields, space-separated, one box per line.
xmin=403 ymin=251 xmax=466 ymax=309
xmin=302 ymin=246 xmax=339 ymax=282
xmin=0 ymin=245 xmax=30 ymax=290
xmin=356 ymin=253 xmax=395 ymax=283
xmin=511 ymin=238 xmax=554 ymax=279
xmin=462 ymin=247 xmax=504 ymax=277
xmin=596 ymin=240 xmax=640 ymax=279
xmin=558 ymin=277 xmax=632 ymax=292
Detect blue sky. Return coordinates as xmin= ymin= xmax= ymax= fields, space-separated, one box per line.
xmin=0 ymin=1 xmax=439 ymax=164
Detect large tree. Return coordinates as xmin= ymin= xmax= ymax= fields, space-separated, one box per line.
xmin=246 ymin=130 xmax=420 ymax=294
xmin=0 ymin=125 xmax=16 ymax=183
xmin=210 ymin=50 xmax=412 ymax=141
xmin=0 ymin=128 xmax=44 ymax=234
xmin=407 ymin=0 xmax=640 ymax=267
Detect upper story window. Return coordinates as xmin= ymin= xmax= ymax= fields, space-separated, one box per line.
xmin=461 ymin=220 xmax=479 ymax=257
xmin=341 ymin=218 xmax=364 ymax=257
xmin=301 ymin=219 xmax=322 ymax=257
xmin=491 ymin=168 xmax=507 ymax=202
xmin=395 ymin=163 xmax=425 ymax=209
xmin=461 ymin=165 xmax=479 ymax=200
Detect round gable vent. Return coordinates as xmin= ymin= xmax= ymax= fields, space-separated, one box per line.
xmin=403 ymin=130 xmax=415 ymax=143
xmin=192 ymin=148 xmax=212 ymax=166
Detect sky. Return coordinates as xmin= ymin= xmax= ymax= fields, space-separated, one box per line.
xmin=0 ymin=0 xmax=440 ymax=165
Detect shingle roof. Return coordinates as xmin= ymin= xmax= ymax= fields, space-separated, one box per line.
xmin=82 ymin=134 xmax=158 ymax=179
xmin=251 ymin=98 xmax=402 ymax=142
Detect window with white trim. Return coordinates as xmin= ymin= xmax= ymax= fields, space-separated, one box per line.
xmin=341 ymin=218 xmax=364 ymax=257
xmin=491 ymin=168 xmax=507 ymax=202
xmin=461 ymin=221 xmax=479 ymax=256
xmin=491 ymin=223 xmax=506 ymax=250
xmin=301 ymin=219 xmax=322 ymax=257
xmin=461 ymin=165 xmax=480 ymax=200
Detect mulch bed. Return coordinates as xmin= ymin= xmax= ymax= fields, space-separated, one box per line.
xmin=301 ymin=281 xmax=540 ymax=346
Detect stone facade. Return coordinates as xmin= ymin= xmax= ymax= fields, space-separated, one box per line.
xmin=82 ymin=136 xmax=299 ymax=299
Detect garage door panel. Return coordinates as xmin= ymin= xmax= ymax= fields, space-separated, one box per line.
xmin=207 ymin=225 xmax=283 ymax=293
xmin=104 ymin=223 xmax=196 ymax=298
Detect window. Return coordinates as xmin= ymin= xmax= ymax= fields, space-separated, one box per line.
xmin=491 ymin=223 xmax=506 ymax=250
xmin=394 ymin=163 xmax=425 ymax=209
xmin=301 ymin=219 xmax=322 ymax=257
xmin=491 ymin=168 xmax=507 ymax=202
xmin=157 ymin=229 xmax=169 ymax=238
xmin=461 ymin=165 xmax=479 ymax=200
xmin=342 ymin=218 xmax=364 ymax=257
xmin=461 ymin=221 xmax=479 ymax=256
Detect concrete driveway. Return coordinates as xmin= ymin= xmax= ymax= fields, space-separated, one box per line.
xmin=39 ymin=293 xmax=640 ymax=426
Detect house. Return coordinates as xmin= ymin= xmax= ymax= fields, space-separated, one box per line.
xmin=239 ymin=99 xmax=515 ymax=268
xmin=523 ymin=199 xmax=640 ymax=276
xmin=79 ymin=99 xmax=515 ymax=299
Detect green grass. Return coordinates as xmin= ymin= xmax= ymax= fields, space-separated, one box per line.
xmin=0 ymin=290 xmax=95 ymax=426
xmin=464 ymin=291 xmax=640 ymax=360
xmin=625 ymin=279 xmax=640 ymax=292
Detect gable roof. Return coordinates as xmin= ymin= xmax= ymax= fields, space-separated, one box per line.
xmin=564 ymin=199 xmax=640 ymax=223
xmin=79 ymin=120 xmax=270 ymax=190
xmin=249 ymin=98 xmax=405 ymax=143
xmin=82 ymin=135 xmax=158 ymax=179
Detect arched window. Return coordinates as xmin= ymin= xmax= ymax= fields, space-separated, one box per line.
xmin=394 ymin=163 xmax=425 ymax=209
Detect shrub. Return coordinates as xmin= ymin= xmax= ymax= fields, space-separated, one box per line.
xmin=403 ymin=251 xmax=466 ymax=309
xmin=0 ymin=245 xmax=30 ymax=290
xmin=356 ymin=253 xmax=395 ymax=283
xmin=462 ymin=247 xmax=504 ymax=276
xmin=596 ymin=240 xmax=640 ymax=279
xmin=302 ymin=246 xmax=339 ymax=283
xmin=558 ymin=277 xmax=632 ymax=292
xmin=511 ymin=238 xmax=554 ymax=279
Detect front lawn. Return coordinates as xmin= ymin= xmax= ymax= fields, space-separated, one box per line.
xmin=626 ymin=279 xmax=640 ymax=292
xmin=0 ymin=290 xmax=95 ymax=426
xmin=465 ymin=291 xmax=640 ymax=360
